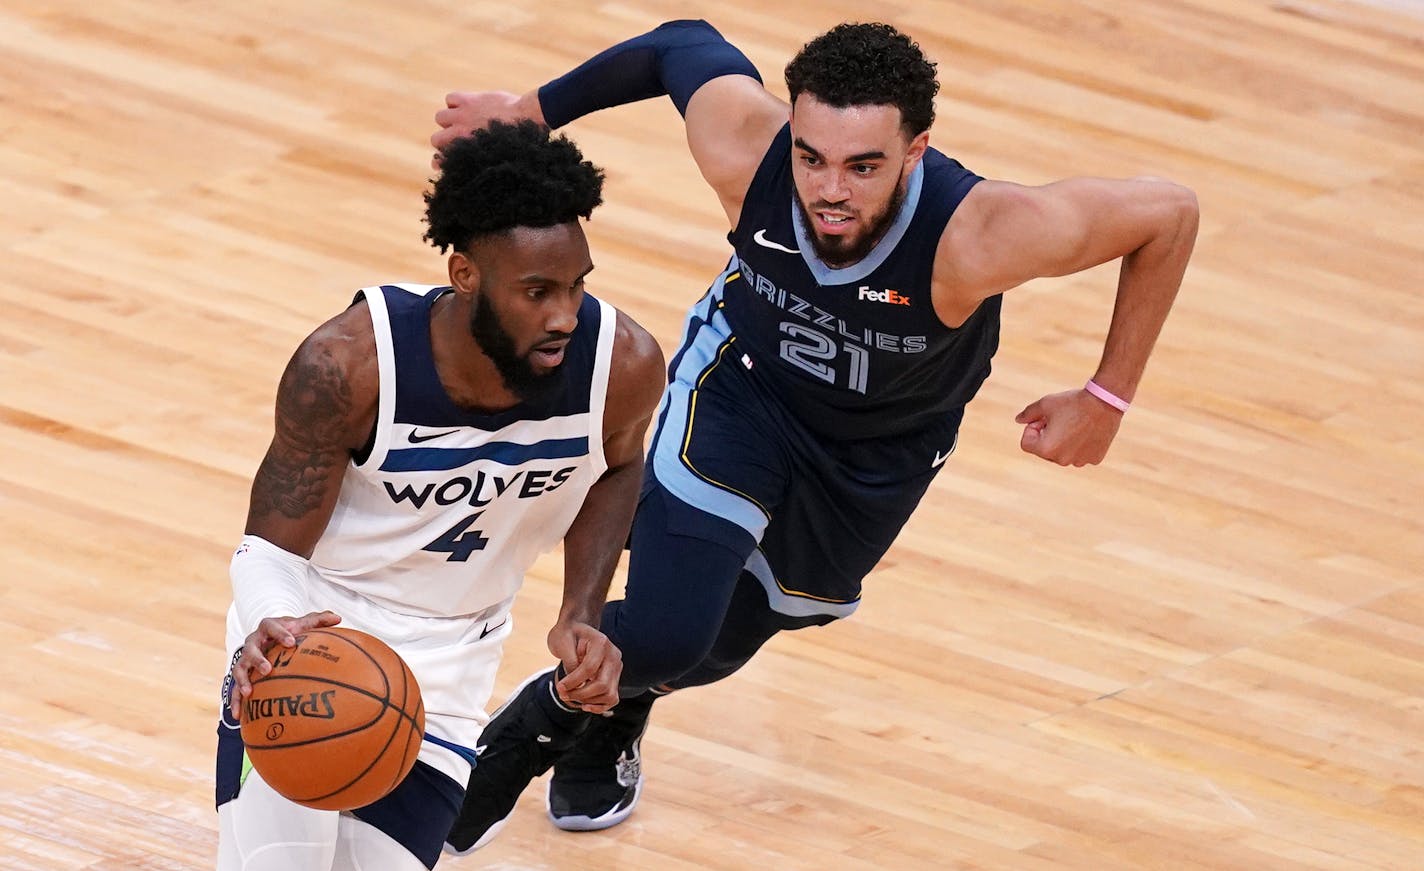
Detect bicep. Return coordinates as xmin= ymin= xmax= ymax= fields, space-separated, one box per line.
xmin=1035 ymin=178 xmax=1191 ymax=275
xmin=245 ymin=336 xmax=372 ymax=557
xmin=682 ymin=76 xmax=788 ymax=224
xmin=598 ymin=313 xmax=666 ymax=472
xmin=951 ymin=177 xmax=1193 ymax=292
xmin=244 ymin=440 xmax=348 ymax=559
xmin=601 ymin=416 xmax=653 ymax=473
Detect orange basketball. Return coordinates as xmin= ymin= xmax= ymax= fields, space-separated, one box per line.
xmin=239 ymin=627 xmax=424 ymax=811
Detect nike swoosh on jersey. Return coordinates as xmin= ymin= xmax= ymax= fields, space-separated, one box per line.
xmin=479 ymin=618 xmax=508 ymax=639
xmin=752 ymin=228 xmax=799 ymax=254
xmin=932 ymin=434 xmax=960 ymax=468
xmin=408 ymin=428 xmax=459 ymax=444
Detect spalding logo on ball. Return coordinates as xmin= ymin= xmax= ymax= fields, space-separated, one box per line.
xmin=240 ymin=627 xmax=424 ymax=811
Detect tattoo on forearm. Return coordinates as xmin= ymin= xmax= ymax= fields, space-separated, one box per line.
xmin=251 ymin=347 xmax=352 ymax=519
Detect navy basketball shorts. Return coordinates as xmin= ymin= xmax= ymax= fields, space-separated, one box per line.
xmin=647 ymin=307 xmax=963 ymax=620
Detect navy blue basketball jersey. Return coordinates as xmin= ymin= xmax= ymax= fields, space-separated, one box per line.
xmin=723 ymin=124 xmax=1000 ymax=439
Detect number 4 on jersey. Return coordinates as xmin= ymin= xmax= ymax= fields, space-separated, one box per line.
xmin=424 ymin=512 xmax=490 ymax=561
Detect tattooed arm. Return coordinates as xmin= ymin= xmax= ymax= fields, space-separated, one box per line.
xmin=244 ymin=300 xmax=379 ymax=551
xmin=226 ymin=301 xmax=379 ymax=713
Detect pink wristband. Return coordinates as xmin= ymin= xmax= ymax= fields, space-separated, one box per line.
xmin=1084 ymin=379 xmax=1130 ymax=413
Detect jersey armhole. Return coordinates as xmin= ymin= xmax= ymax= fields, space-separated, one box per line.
xmin=727 ymin=123 xmax=792 ymax=246
xmin=352 ymin=286 xmax=396 ymax=470
xmin=585 ymin=299 xmax=618 ymax=477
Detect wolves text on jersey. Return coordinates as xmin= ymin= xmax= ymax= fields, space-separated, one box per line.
xmin=383 ymin=466 xmax=578 ymax=510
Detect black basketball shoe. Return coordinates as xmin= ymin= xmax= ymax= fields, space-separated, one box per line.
xmin=445 ymin=668 xmax=589 ymax=854
xmin=547 ymin=690 xmax=658 ymax=831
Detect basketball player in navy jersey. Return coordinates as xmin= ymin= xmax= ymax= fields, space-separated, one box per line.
xmin=214 ymin=121 xmax=664 ymax=870
xmin=432 ymin=22 xmax=1199 ymax=850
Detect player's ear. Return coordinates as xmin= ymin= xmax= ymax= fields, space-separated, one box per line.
xmin=448 ymin=250 xmax=480 ymax=298
xmin=904 ymin=129 xmax=929 ymax=168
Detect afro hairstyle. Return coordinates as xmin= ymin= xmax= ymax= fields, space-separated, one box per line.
xmin=423 ymin=119 xmax=605 ymax=253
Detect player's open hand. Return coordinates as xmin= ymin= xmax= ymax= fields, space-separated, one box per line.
xmin=228 ymin=610 xmax=342 ymax=720
xmin=431 ymin=91 xmax=544 ymax=166
xmin=1015 ymin=388 xmax=1123 ymax=467
xmin=546 ymin=620 xmax=622 ymax=715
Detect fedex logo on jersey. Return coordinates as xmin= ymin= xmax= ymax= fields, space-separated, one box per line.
xmin=857 ymin=286 xmax=911 ymax=306
xmin=736 ymin=258 xmax=928 ymax=354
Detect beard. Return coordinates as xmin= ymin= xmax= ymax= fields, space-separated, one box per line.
xmin=469 ymin=293 xmax=567 ymax=404
xmin=794 ymin=168 xmax=908 ymax=269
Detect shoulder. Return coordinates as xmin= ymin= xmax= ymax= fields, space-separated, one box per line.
xmin=293 ymin=299 xmax=378 ymax=387
xmin=937 ymin=179 xmax=1061 ymax=286
xmin=927 ymin=180 xmax=1042 ymax=324
xmin=603 ymin=308 xmax=666 ymax=429
xmin=276 ymin=299 xmax=380 ymax=451
xmin=933 ymin=180 xmax=1011 ymax=269
xmin=945 ymin=179 xmax=1036 ymax=237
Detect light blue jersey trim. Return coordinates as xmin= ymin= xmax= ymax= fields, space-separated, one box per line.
xmin=744 ymin=548 xmax=861 ymax=619
xmin=790 ymin=160 xmax=925 ymax=287
xmin=649 ymin=264 xmax=770 ymax=540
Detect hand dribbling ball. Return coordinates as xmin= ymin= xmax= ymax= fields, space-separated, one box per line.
xmin=240 ymin=627 xmax=424 ymax=811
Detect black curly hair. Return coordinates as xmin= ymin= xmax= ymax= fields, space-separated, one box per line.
xmin=423 ymin=120 xmax=605 ymax=253
xmin=783 ymin=23 xmax=939 ymax=137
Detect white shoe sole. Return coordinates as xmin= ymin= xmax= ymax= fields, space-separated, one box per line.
xmin=545 ymin=771 xmax=644 ymax=832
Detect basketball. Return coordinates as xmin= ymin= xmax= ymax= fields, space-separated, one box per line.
xmin=239 ymin=627 xmax=424 ymax=811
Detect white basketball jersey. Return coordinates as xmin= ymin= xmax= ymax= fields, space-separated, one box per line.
xmin=308 ymin=284 xmax=615 ymax=618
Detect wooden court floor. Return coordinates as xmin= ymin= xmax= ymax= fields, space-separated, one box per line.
xmin=1 ymin=1 xmax=1422 ymax=868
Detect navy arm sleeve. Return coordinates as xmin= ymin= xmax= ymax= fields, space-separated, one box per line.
xmin=537 ymin=19 xmax=763 ymax=128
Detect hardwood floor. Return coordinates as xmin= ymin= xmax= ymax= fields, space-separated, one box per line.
xmin=1 ymin=1 xmax=1421 ymax=868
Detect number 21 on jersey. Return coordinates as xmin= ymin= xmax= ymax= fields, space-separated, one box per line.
xmin=778 ymin=321 xmax=869 ymax=393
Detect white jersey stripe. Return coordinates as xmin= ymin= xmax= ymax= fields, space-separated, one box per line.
xmin=585 ymin=298 xmax=617 ymax=473
xmin=360 ymin=284 xmax=398 ymax=472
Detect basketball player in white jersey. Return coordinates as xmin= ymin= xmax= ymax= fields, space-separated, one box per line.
xmin=214 ymin=120 xmax=665 ymax=870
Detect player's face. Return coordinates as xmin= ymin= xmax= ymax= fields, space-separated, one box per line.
xmin=789 ymin=94 xmax=929 ymax=268
xmin=468 ymin=222 xmax=593 ymax=401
